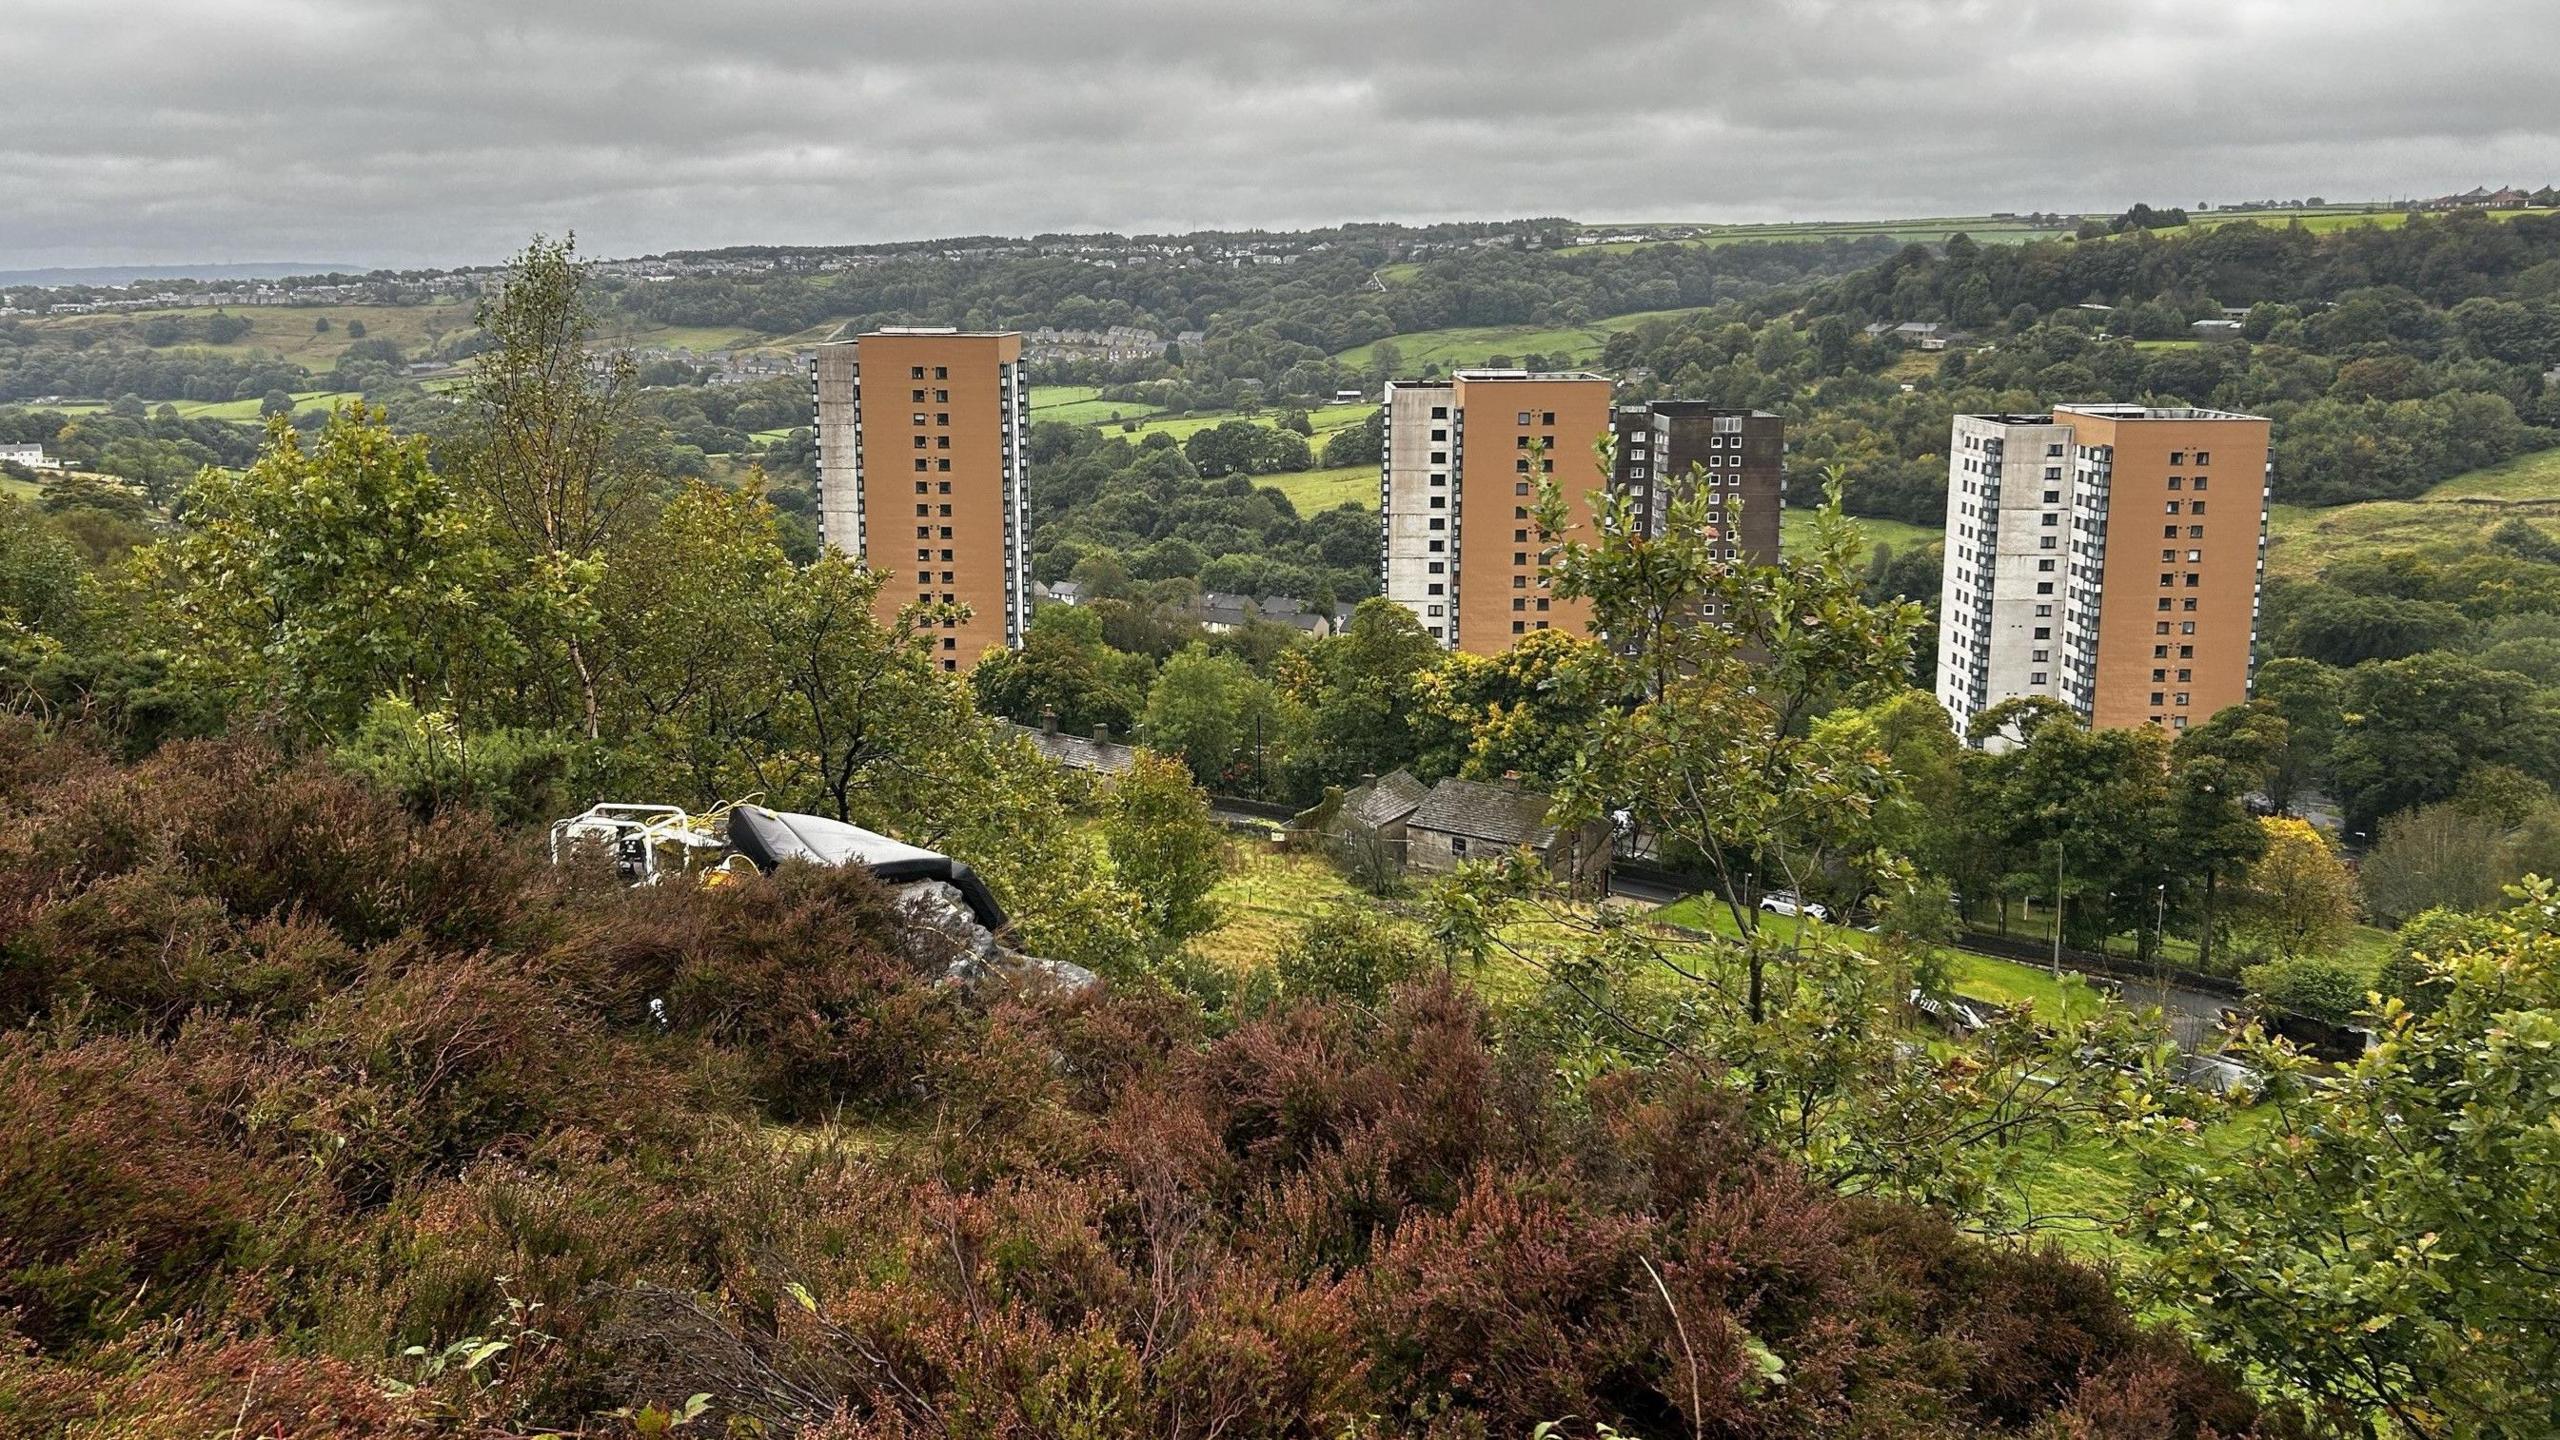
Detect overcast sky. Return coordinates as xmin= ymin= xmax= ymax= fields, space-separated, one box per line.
xmin=5 ymin=0 xmax=2555 ymax=270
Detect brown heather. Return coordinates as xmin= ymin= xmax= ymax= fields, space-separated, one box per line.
xmin=0 ymin=719 xmax=2284 ymax=1438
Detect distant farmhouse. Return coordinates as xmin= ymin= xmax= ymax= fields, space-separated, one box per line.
xmin=1304 ymin=769 xmax=1611 ymax=893
xmin=1863 ymin=320 xmax=1970 ymax=351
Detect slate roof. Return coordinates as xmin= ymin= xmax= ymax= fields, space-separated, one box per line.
xmin=1339 ymin=769 xmax=1429 ymax=830
xmin=1007 ymin=721 xmax=1138 ymax=775
xmin=1409 ymin=777 xmax=1561 ymax=848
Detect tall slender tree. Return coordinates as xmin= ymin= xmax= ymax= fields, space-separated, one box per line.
xmin=449 ymin=235 xmax=650 ymax=737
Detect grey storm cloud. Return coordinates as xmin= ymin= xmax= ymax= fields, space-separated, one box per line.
xmin=3 ymin=0 xmax=2556 ymax=268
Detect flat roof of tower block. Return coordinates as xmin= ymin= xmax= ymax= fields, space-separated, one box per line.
xmin=856 ymin=326 xmax=1028 ymax=337
xmin=1449 ymin=368 xmax=1614 ymax=383
xmin=1631 ymin=402 xmax=1782 ymax=418
xmin=2054 ymin=403 xmax=2267 ymax=422
xmin=1962 ymin=412 xmax=2064 ymax=426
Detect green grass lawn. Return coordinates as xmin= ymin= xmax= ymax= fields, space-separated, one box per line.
xmin=1105 ymin=410 xmax=1262 ymax=445
xmin=1944 ymin=952 xmax=2109 ymax=1023
xmin=1258 ymin=464 xmax=1375 ymax=514
xmin=1331 ymin=306 xmax=1715 ymax=372
xmin=602 ymin=323 xmax=767 ymax=354
xmin=1963 ymin=902 xmax=2395 ymax=988
xmin=1046 ymin=399 xmax=1167 ymax=427
xmin=1780 ymin=508 xmax=1940 ymax=560
xmin=1032 ymin=385 xmax=1167 ymax=428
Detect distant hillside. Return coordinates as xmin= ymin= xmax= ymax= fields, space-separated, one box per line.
xmin=0 ymin=261 xmax=360 ymax=287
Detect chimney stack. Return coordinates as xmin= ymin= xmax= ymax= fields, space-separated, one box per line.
xmin=1040 ymin=707 xmax=1059 ymax=736
xmin=1093 ymin=723 xmax=1111 ymax=745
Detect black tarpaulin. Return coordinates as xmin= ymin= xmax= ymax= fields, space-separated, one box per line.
xmin=725 ymin=805 xmax=1008 ymax=931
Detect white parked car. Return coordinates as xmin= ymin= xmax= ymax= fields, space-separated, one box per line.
xmin=1758 ymin=890 xmax=1829 ymax=921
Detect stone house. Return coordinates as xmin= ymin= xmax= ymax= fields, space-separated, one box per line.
xmin=1405 ymin=776 xmax=1611 ymax=893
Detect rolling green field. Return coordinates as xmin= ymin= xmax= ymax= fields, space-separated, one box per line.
xmin=2145 ymin=205 xmax=2559 ymax=240
xmin=2260 ymin=444 xmax=2560 ymax=581
xmin=595 ymin=322 xmax=769 ymax=354
xmin=1331 ymin=305 xmax=1715 ymax=371
xmin=2422 ymin=445 xmax=2560 ymax=501
xmin=1030 ymin=383 xmax=1166 ymax=428
xmin=1783 ymin=508 xmax=1940 ymax=559
xmin=182 ymin=389 xmax=364 ymax=421
xmin=1578 ymin=216 xmax=2077 ymax=252
xmin=24 ymin=299 xmax=809 ymax=372
xmin=1044 ymin=398 xmax=1167 ymax=426
xmin=26 ymin=301 xmax=477 ymax=368
xmin=1258 ymin=464 xmax=1374 ymax=513
xmin=19 ymin=390 xmax=365 ymax=422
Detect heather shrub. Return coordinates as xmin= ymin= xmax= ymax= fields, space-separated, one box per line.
xmin=0 ymin=1329 xmax=423 ymax=1440
xmin=0 ymin=1031 xmax=317 ymax=1349
xmin=0 ymin=724 xmax=2283 ymax=1438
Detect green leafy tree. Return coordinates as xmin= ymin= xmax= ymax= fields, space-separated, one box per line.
xmin=1319 ymin=408 xmax=1384 ymax=467
xmin=2139 ymin=886 xmax=2560 ymax=1437
xmin=1140 ymin=643 xmax=1293 ymax=793
xmin=971 ymin=604 xmax=1150 ymax=738
xmin=1101 ymin=750 xmax=1228 ymax=942
xmin=0 ymin=496 xmax=89 ymax=646
xmin=2252 ymin=656 xmax=2344 ymax=815
xmin=128 ymin=410 xmax=517 ymax=736
xmin=1416 ymin=460 xmax=2157 ymax=1233
xmin=1960 ymin=698 xmax=2182 ymax=958
xmin=1537 ymin=463 xmax=1925 ymax=1013
xmin=593 ymin=482 xmax=797 ymax=807
xmin=1284 ymin=598 xmax=1439 ymax=791
xmin=2333 ymin=652 xmax=2560 ymax=829
xmin=2377 ymin=907 xmax=2497 ymax=1017
xmin=1409 ymin=627 xmax=1623 ymax=786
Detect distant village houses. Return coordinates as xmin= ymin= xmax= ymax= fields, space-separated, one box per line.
xmin=1020 ymin=325 xmax=1168 ymax=364
xmin=1005 ymin=711 xmax=1138 ymax=778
